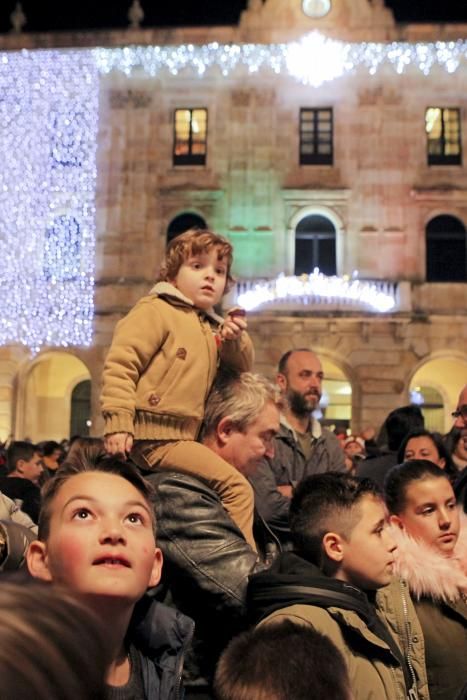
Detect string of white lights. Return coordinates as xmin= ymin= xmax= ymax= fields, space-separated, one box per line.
xmin=236 ymin=272 xmax=397 ymax=313
xmin=0 ymin=50 xmax=99 ymax=353
xmin=93 ymin=32 xmax=467 ymax=86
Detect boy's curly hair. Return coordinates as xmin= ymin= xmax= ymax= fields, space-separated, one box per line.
xmin=158 ymin=228 xmax=235 ymax=291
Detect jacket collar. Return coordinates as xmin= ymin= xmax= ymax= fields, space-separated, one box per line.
xmin=391 ymin=515 xmax=467 ymax=603
xmin=279 ymin=414 xmax=322 ymax=442
xmin=149 ymin=281 xmax=223 ymax=325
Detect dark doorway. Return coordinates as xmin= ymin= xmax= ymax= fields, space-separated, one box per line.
xmin=70 ymin=380 xmax=91 ymax=437
xmin=426 ymin=215 xmax=467 ymax=281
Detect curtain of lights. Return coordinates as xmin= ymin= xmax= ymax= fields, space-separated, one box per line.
xmin=0 ymin=50 xmax=98 ymax=352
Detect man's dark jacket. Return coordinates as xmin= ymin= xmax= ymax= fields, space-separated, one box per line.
xmin=143 ymin=468 xmax=280 ymax=682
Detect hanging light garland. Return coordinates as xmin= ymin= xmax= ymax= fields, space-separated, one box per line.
xmin=0 ymin=50 xmax=99 ymax=353
xmin=237 ymin=271 xmax=397 ymax=313
xmin=94 ymin=32 xmax=467 ymax=86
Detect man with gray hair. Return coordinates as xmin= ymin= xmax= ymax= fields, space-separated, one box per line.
xmin=132 ymin=371 xmax=281 ymax=694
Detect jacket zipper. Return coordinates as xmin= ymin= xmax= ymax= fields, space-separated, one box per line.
xmin=399 ymin=579 xmax=419 ymax=700
xmin=173 ymin=617 xmax=195 ymax=700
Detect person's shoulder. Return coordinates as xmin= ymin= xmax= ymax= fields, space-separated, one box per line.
xmin=261 ymin=603 xmax=333 ymax=631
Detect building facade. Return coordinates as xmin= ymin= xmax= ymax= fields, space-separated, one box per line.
xmin=0 ymin=0 xmax=466 ymax=441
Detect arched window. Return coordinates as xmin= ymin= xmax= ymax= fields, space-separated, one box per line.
xmin=167 ymin=213 xmax=207 ymax=244
xmin=294 ymin=214 xmax=336 ymax=276
xmin=426 ymin=215 xmax=467 ymax=282
xmin=70 ymin=380 xmax=91 ymax=437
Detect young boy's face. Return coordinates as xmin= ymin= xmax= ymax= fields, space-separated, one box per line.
xmin=172 ymin=247 xmax=227 ymax=310
xmin=335 ymin=494 xmax=396 ymax=591
xmin=27 ymin=472 xmax=162 ymax=604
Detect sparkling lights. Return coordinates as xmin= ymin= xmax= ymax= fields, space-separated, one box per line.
xmin=0 ymin=50 xmax=99 ymax=352
xmin=94 ymin=33 xmax=467 ymax=86
xmin=236 ymin=271 xmax=397 ymax=313
xmin=1 ymin=31 xmax=466 ymax=351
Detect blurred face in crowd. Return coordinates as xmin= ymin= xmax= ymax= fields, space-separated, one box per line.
xmin=277 ymin=351 xmax=323 ymax=417
xmin=453 ymin=385 xmax=467 ymax=451
xmin=390 ymin=476 xmax=460 ymax=555
xmin=403 ymin=436 xmax=445 ymax=469
xmin=16 ymin=451 xmax=43 ymax=484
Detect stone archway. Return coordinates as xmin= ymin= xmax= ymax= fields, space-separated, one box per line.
xmin=409 ymin=355 xmax=467 ymax=433
xmin=318 ymin=356 xmax=353 ymax=432
xmin=16 ymin=352 xmax=91 ymax=442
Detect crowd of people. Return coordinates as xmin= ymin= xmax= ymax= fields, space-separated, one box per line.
xmin=0 ymin=229 xmax=466 ymax=700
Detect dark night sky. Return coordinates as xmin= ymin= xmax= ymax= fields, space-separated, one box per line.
xmin=1 ymin=1 xmax=467 ymax=34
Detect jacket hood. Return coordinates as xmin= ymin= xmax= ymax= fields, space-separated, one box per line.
xmin=248 ymin=551 xmax=372 ymax=625
xmin=391 ymin=512 xmax=467 ymax=603
xmin=149 ymin=281 xmax=223 ymax=325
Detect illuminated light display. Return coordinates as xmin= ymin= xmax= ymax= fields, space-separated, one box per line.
xmin=236 ymin=271 xmax=397 ymax=313
xmin=94 ymin=33 xmax=467 ymax=86
xmin=0 ymin=50 xmax=99 ymax=353
xmin=1 ymin=31 xmax=466 ymax=351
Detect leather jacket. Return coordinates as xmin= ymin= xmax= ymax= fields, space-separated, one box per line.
xmin=143 ymin=468 xmax=280 ymax=681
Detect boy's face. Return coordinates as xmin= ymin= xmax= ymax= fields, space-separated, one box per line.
xmin=334 ymin=494 xmax=396 ymax=591
xmin=172 ymin=247 xmax=227 ymax=310
xmin=27 ymin=472 xmax=162 ymax=604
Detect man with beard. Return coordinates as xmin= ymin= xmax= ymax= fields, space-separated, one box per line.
xmin=250 ymin=349 xmax=345 ymax=545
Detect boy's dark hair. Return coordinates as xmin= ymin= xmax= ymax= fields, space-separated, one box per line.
xmin=38 ymin=456 xmax=157 ymax=541
xmin=6 ymin=441 xmax=38 ymax=474
xmin=397 ymin=429 xmax=457 ymax=479
xmin=383 ymin=405 xmax=424 ymax=452
xmin=158 ymin=228 xmax=234 ymax=290
xmin=384 ymin=459 xmax=450 ymax=515
xmin=41 ymin=441 xmax=62 ymax=458
xmin=214 ymin=620 xmax=351 ymax=700
xmin=289 ymin=472 xmax=382 ymax=564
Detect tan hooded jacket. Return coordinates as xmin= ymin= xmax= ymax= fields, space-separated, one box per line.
xmin=101 ymin=282 xmax=254 ymax=439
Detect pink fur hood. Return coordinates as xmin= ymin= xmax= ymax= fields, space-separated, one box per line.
xmin=390 ymin=512 xmax=467 ymax=603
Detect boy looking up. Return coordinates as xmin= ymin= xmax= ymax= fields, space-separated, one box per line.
xmin=27 ymin=457 xmax=194 ymax=700
xmin=248 ymin=473 xmax=429 ymax=700
xmin=101 ymin=229 xmax=256 ymax=548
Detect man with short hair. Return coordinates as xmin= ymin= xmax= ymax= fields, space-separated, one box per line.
xmin=132 ymin=371 xmax=281 ymax=690
xmin=250 ymin=348 xmax=345 ymax=544
xmin=0 ymin=441 xmax=43 ymax=523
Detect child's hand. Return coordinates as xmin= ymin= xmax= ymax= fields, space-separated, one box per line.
xmin=104 ymin=432 xmax=134 ymax=456
xmin=221 ymin=308 xmax=247 ymax=341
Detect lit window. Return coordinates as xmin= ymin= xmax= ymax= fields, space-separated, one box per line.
xmin=173 ymin=108 xmax=207 ymax=166
xmin=426 ymin=107 xmax=462 ymax=165
xmin=300 ymin=108 xmax=333 ymax=165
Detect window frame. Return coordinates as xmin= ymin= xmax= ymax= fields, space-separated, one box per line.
xmin=173 ymin=107 xmax=208 ymax=167
xmin=299 ymin=107 xmax=334 ymax=166
xmin=426 ymin=106 xmax=462 ymax=166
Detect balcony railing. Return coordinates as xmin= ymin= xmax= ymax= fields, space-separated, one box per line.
xmin=223 ymin=272 xmax=404 ymax=314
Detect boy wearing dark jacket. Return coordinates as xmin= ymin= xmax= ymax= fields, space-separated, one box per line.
xmin=27 ymin=456 xmax=193 ymax=700
xmin=248 ymin=473 xmax=429 ymax=700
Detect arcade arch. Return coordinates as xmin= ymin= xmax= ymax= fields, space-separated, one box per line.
xmin=16 ymin=352 xmax=91 ymax=442
xmin=409 ymin=355 xmax=467 ymax=433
